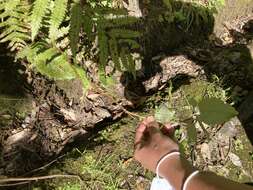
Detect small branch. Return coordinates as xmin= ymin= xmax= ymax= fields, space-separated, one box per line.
xmin=23 ymin=154 xmax=66 ymax=176
xmin=0 ymin=181 xmax=30 ymax=187
xmin=121 ymin=107 xmax=144 ymax=119
xmin=0 ymin=174 xmax=81 ymax=184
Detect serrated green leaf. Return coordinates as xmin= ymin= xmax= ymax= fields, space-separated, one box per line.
xmin=98 ymin=29 xmax=109 ymax=69
xmin=198 ymin=98 xmax=238 ymax=125
xmin=34 ymin=51 xmax=76 ymax=80
xmin=82 ymin=14 xmax=93 ymax=40
xmin=108 ymin=29 xmax=140 ymax=39
xmin=16 ymin=42 xmax=45 ymax=62
xmin=0 ymin=32 xmax=29 ymax=43
xmin=5 ymin=0 xmax=20 ymax=12
xmin=109 ymin=38 xmax=121 ymax=71
xmin=155 ymin=104 xmax=175 ymax=124
xmin=70 ymin=2 xmax=82 ymax=57
xmin=49 ymin=0 xmax=68 ymax=41
xmin=30 ymin=0 xmax=50 ymax=41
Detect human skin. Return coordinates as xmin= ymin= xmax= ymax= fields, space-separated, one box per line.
xmin=134 ymin=116 xmax=253 ymax=190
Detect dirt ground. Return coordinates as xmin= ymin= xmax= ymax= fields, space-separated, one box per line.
xmin=0 ymin=0 xmax=253 ymax=189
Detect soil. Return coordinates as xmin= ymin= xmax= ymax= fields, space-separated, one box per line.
xmin=0 ymin=0 xmax=253 ymax=189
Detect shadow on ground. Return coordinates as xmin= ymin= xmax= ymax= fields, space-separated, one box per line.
xmin=0 ymin=44 xmax=31 ymax=125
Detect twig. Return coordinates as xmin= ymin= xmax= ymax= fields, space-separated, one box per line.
xmin=23 ymin=154 xmax=66 ymax=176
xmin=0 ymin=174 xmax=81 ymax=184
xmin=0 ymin=181 xmax=30 ymax=187
xmin=121 ymin=107 xmax=145 ymax=119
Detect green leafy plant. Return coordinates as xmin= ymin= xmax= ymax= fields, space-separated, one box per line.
xmin=0 ymin=0 xmax=140 ymax=93
xmin=155 ymin=80 xmax=238 ymax=146
xmin=161 ymin=0 xmax=223 ymax=30
xmin=197 ymin=98 xmax=238 ymax=125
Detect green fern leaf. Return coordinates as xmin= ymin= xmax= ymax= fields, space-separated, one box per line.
xmin=5 ymin=0 xmax=21 ymax=12
xmin=0 ymin=32 xmax=30 ymax=43
xmin=34 ymin=49 xmax=77 ymax=80
xmin=109 ymin=38 xmax=121 ymax=71
xmin=17 ymin=42 xmax=46 ymax=62
xmin=82 ymin=14 xmax=93 ymax=40
xmin=0 ymin=25 xmax=28 ymax=39
xmin=70 ymin=2 xmax=82 ymax=57
xmin=34 ymin=48 xmax=58 ymax=64
xmin=104 ymin=17 xmax=139 ymax=28
xmin=118 ymin=39 xmax=140 ymax=49
xmin=30 ymin=0 xmax=50 ymax=41
xmin=10 ymin=42 xmax=25 ymax=51
xmin=108 ymin=29 xmax=140 ymax=39
xmin=0 ymin=18 xmax=17 ymax=27
xmin=119 ymin=47 xmax=136 ymax=78
xmin=98 ymin=29 xmax=109 ymax=70
xmin=120 ymin=48 xmax=128 ymax=71
xmin=96 ymin=7 xmax=127 ymax=16
xmin=49 ymin=0 xmax=68 ymax=41
xmin=126 ymin=53 xmax=136 ymax=79
xmin=98 ymin=19 xmax=110 ymax=80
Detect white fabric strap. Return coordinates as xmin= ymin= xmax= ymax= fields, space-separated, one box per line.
xmin=156 ymin=152 xmax=180 ymax=178
xmin=182 ymin=170 xmax=200 ymax=190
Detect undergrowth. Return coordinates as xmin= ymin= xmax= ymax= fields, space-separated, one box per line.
xmin=0 ymin=0 xmax=223 ymax=94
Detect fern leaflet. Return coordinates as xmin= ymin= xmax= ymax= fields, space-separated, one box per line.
xmin=70 ymin=2 xmax=82 ymax=57
xmin=108 ymin=29 xmax=140 ymax=38
xmin=98 ymin=28 xmax=109 ymax=71
xmin=30 ymin=0 xmax=50 ymax=41
xmin=109 ymin=38 xmax=121 ymax=71
xmin=49 ymin=0 xmax=68 ymax=42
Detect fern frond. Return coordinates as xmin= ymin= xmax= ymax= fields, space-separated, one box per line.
xmin=103 ymin=16 xmax=139 ymax=28
xmin=98 ymin=29 xmax=109 ymax=70
xmin=95 ymin=7 xmax=127 ymax=16
xmin=36 ymin=53 xmax=77 ymax=80
xmin=5 ymin=0 xmax=21 ymax=12
xmin=118 ymin=39 xmax=140 ymax=49
xmin=120 ymin=48 xmax=136 ymax=79
xmin=0 ymin=32 xmax=30 ymax=43
xmin=49 ymin=0 xmax=68 ymax=42
xmin=0 ymin=18 xmax=17 ymax=27
xmin=34 ymin=48 xmax=58 ymax=64
xmin=82 ymin=14 xmax=93 ymax=40
xmin=108 ymin=29 xmax=140 ymax=38
xmin=0 ymin=25 xmax=28 ymax=39
xmin=8 ymin=38 xmax=27 ymax=49
xmin=17 ymin=42 xmax=47 ymax=62
xmin=69 ymin=2 xmax=82 ymax=57
xmin=30 ymin=0 xmax=50 ymax=41
xmin=120 ymin=48 xmax=128 ymax=72
xmin=126 ymin=53 xmax=136 ymax=79
xmin=109 ymin=38 xmax=121 ymax=71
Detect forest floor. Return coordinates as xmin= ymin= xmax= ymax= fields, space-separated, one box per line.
xmin=0 ymin=0 xmax=253 ymax=189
